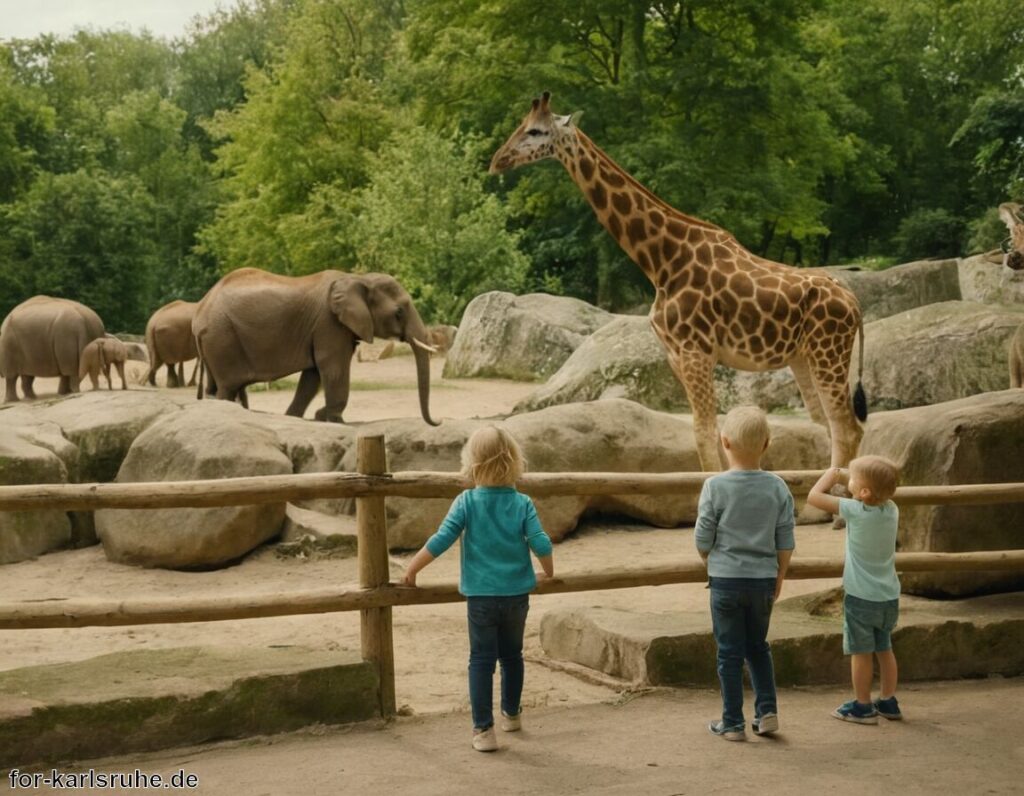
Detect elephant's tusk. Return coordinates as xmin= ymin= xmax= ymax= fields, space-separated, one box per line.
xmin=412 ymin=338 xmax=438 ymax=354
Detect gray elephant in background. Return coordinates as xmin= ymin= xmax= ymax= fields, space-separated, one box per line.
xmin=192 ymin=268 xmax=440 ymax=424
xmin=1 ymin=295 xmax=105 ymax=402
xmin=145 ymin=299 xmax=199 ymax=388
xmin=80 ymin=335 xmax=129 ymax=391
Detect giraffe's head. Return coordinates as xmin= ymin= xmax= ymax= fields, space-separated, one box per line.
xmin=489 ymin=91 xmax=575 ymax=175
xmin=999 ymin=202 xmax=1024 ymax=271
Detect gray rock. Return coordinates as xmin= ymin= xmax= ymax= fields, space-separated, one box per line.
xmin=958 ymin=253 xmax=1024 ymax=305
xmin=443 ymin=292 xmax=613 ymax=381
xmin=0 ymin=422 xmax=74 ymax=563
xmin=823 ymin=259 xmax=961 ymax=322
xmin=861 ymin=301 xmax=1024 ymax=409
xmin=344 ymin=400 xmax=829 ymax=549
xmin=95 ymin=402 xmax=291 ymax=569
xmin=860 ymin=390 xmax=1024 ymax=597
xmin=515 ymin=316 xmax=801 ymax=414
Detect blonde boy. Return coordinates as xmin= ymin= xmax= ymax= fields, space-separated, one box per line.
xmin=695 ymin=406 xmax=795 ymax=741
xmin=808 ymin=455 xmax=902 ymax=723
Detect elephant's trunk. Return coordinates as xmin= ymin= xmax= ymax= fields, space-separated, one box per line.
xmin=406 ymin=311 xmax=440 ymax=426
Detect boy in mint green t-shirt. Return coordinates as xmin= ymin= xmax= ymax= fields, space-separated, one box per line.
xmin=808 ymin=455 xmax=902 ymax=725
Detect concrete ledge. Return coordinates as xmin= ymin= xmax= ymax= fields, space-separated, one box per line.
xmin=0 ymin=645 xmax=379 ymax=768
xmin=540 ymin=591 xmax=1024 ymax=687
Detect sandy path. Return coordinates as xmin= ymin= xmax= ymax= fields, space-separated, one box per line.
xmin=30 ymin=678 xmax=1024 ymax=795
xmin=14 ymin=355 xmax=539 ymax=423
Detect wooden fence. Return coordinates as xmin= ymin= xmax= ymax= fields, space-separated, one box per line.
xmin=1 ymin=434 xmax=1023 ymax=716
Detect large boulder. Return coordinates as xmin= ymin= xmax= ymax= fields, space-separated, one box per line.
xmin=342 ymin=400 xmax=830 ymax=549
xmin=958 ymin=253 xmax=1024 ymax=305
xmin=443 ymin=292 xmax=613 ymax=381
xmin=860 ymin=391 xmax=1024 ymax=597
xmin=515 ymin=316 xmax=801 ymax=414
xmin=0 ymin=422 xmax=75 ymax=563
xmin=95 ymin=402 xmax=292 ymax=569
xmin=824 ymin=259 xmax=962 ymax=322
xmin=861 ymin=301 xmax=1024 ymax=409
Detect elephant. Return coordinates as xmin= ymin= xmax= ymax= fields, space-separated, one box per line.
xmin=192 ymin=268 xmax=440 ymax=424
xmin=1 ymin=295 xmax=105 ymax=402
xmin=145 ymin=300 xmax=199 ymax=388
xmin=80 ymin=335 xmax=129 ymax=391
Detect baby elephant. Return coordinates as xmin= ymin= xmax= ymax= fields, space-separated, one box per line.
xmin=80 ymin=335 xmax=129 ymax=391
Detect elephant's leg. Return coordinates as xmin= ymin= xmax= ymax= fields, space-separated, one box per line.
xmin=316 ymin=349 xmax=355 ymax=423
xmin=21 ymin=376 xmax=36 ymax=400
xmin=117 ymin=362 xmax=127 ymax=390
xmin=4 ymin=377 xmax=19 ymax=403
xmin=177 ymin=362 xmax=185 ymax=386
xmin=68 ymin=374 xmax=82 ymax=393
xmin=58 ymin=375 xmax=71 ymax=395
xmin=166 ymin=363 xmax=179 ymax=389
xmin=103 ymin=364 xmax=113 ymax=390
xmin=187 ymin=359 xmax=199 ymax=387
xmin=286 ymin=368 xmax=322 ymax=418
xmin=236 ymin=386 xmax=249 ymax=409
xmin=88 ymin=369 xmax=100 ymax=391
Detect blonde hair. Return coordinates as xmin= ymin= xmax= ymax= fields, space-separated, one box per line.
xmin=850 ymin=455 xmax=900 ymax=504
xmin=721 ymin=406 xmax=770 ymax=456
xmin=461 ymin=426 xmax=525 ymax=487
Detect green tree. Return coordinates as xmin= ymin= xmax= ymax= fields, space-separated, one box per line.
xmin=353 ymin=128 xmax=530 ymax=323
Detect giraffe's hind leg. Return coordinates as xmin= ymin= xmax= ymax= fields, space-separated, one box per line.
xmin=808 ymin=355 xmax=863 ymax=469
xmin=789 ymin=357 xmax=828 ymax=427
xmin=667 ymin=350 xmax=724 ymax=471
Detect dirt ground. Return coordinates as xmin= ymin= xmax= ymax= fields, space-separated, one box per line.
xmin=4 ymin=355 xmax=1023 ymax=792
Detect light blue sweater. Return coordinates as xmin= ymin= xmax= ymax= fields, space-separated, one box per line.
xmin=425 ymin=486 xmax=553 ymax=597
xmin=838 ymin=497 xmax=901 ymax=601
xmin=694 ymin=470 xmax=796 ymax=579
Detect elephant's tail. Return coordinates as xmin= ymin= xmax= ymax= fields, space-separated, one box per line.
xmin=196 ymin=352 xmax=205 ymax=401
xmin=144 ymin=326 xmax=159 ymax=387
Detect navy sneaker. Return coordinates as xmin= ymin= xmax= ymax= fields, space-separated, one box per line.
xmin=873 ymin=696 xmax=903 ymax=721
xmin=832 ymin=700 xmax=878 ymax=725
xmin=752 ymin=712 xmax=779 ymax=735
xmin=708 ymin=720 xmax=746 ymax=741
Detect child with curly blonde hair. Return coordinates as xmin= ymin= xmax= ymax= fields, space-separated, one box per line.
xmin=403 ymin=426 xmax=553 ymax=752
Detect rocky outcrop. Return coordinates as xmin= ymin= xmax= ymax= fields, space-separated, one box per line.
xmin=860 ymin=390 xmax=1024 ymax=597
xmin=343 ymin=400 xmax=830 ymax=549
xmin=824 ymin=259 xmax=962 ymax=322
xmin=95 ymin=402 xmax=292 ymax=569
xmin=0 ymin=422 xmax=75 ymax=563
xmin=958 ymin=253 xmax=1024 ymax=305
xmin=861 ymin=301 xmax=1024 ymax=408
xmin=443 ymin=292 xmax=614 ymax=381
xmin=515 ymin=316 xmax=802 ymax=414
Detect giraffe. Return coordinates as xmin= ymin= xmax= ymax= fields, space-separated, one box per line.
xmin=490 ymin=92 xmax=867 ymax=471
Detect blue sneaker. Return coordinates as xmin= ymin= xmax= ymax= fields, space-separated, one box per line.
xmin=873 ymin=696 xmax=902 ymax=720
xmin=832 ymin=700 xmax=878 ymax=725
xmin=708 ymin=720 xmax=746 ymax=741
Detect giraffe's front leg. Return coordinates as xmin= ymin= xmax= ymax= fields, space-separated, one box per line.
xmin=667 ymin=351 xmax=723 ymax=471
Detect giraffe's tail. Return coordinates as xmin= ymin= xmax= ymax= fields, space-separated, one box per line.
xmin=852 ymin=314 xmax=868 ymax=422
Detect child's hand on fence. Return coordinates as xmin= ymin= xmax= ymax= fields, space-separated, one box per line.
xmin=535 ymin=570 xmax=550 ymax=582
xmin=401 ymin=570 xmax=418 ymax=587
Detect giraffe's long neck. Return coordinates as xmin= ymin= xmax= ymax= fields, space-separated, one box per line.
xmin=554 ymin=128 xmax=723 ymax=286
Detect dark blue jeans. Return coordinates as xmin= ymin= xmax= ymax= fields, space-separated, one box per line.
xmin=467 ymin=594 xmax=530 ymax=730
xmin=709 ymin=577 xmax=778 ymax=729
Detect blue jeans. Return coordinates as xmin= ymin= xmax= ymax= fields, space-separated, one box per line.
xmin=709 ymin=577 xmax=778 ymax=728
xmin=467 ymin=594 xmax=530 ymax=730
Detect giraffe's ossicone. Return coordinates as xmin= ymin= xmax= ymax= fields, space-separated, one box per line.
xmin=491 ymin=92 xmax=868 ymax=472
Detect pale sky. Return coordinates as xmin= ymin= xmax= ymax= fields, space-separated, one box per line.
xmin=0 ymin=0 xmax=229 ymax=41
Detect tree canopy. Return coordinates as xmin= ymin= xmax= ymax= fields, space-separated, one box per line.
xmin=1 ymin=0 xmax=1021 ymax=331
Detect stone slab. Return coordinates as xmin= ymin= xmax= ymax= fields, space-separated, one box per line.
xmin=0 ymin=645 xmax=379 ymax=768
xmin=540 ymin=590 xmax=1024 ymax=687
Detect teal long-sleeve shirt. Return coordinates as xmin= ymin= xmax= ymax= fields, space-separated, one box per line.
xmin=425 ymin=486 xmax=553 ymax=597
xmin=694 ymin=470 xmax=796 ymax=578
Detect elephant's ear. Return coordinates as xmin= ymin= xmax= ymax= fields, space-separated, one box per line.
xmin=329 ymin=277 xmax=374 ymax=343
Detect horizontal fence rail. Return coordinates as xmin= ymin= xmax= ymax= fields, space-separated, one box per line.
xmin=1 ymin=471 xmax=1022 ymax=511
xmin=2 ymin=550 xmax=1023 ymax=630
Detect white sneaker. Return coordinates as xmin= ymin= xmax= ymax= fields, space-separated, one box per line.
xmin=501 ymin=712 xmax=522 ymax=732
xmin=753 ymin=712 xmax=779 ymax=735
xmin=472 ymin=726 xmax=498 ymax=752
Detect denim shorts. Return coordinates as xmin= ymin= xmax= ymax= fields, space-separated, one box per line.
xmin=843 ymin=593 xmax=899 ymax=654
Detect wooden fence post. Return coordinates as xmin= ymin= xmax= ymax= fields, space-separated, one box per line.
xmin=356 ymin=434 xmax=396 ymax=717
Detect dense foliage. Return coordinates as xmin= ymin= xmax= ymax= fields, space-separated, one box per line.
xmin=1 ymin=0 xmax=1021 ymax=331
